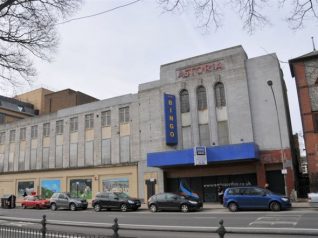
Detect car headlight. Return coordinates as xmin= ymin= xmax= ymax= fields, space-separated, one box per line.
xmin=281 ymin=197 xmax=289 ymax=202
xmin=189 ymin=200 xmax=198 ymax=204
xmin=128 ymin=200 xmax=135 ymax=204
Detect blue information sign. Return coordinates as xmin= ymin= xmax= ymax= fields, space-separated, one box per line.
xmin=164 ymin=93 xmax=178 ymax=145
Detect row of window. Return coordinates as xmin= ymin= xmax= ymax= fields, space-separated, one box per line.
xmin=0 ymin=107 xmax=130 ymax=144
xmin=180 ymin=83 xmax=226 ymax=113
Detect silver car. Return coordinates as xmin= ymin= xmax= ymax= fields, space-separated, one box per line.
xmin=50 ymin=192 xmax=88 ymax=211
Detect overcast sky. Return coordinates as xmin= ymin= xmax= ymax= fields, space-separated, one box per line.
xmin=11 ymin=1 xmax=318 ymax=140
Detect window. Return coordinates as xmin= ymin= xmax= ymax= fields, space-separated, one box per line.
xmin=31 ymin=125 xmax=38 ymax=139
xmin=0 ymin=113 xmax=5 ymax=124
xmin=313 ymin=112 xmax=318 ymax=133
xmin=9 ymin=130 xmax=15 ymax=142
xmin=217 ymin=121 xmax=229 ymax=145
xmin=20 ymin=128 xmax=26 ymax=141
xmin=215 ymin=82 xmax=226 ymax=107
xmin=70 ymin=117 xmax=78 ymax=132
xmin=101 ymin=110 xmax=111 ymax=127
xmin=56 ymin=120 xmax=64 ymax=135
xmin=85 ymin=114 xmax=94 ymax=129
xmin=43 ymin=123 xmax=50 ymax=137
xmin=197 ymin=86 xmax=207 ymax=110
xmin=180 ymin=89 xmax=190 ymax=113
xmin=119 ymin=107 xmax=129 ymax=124
xmin=0 ymin=132 xmax=5 ymax=144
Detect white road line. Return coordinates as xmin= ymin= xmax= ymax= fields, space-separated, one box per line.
xmin=249 ymin=221 xmax=297 ymax=226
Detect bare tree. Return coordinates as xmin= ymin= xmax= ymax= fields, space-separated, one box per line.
xmin=158 ymin=0 xmax=318 ymax=33
xmin=0 ymin=0 xmax=81 ymax=90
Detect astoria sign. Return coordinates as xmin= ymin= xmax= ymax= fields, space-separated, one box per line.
xmin=177 ymin=61 xmax=224 ymax=79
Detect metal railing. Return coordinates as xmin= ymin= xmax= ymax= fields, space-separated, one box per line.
xmin=0 ymin=215 xmax=318 ymax=238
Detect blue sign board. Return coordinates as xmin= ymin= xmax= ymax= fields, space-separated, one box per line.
xmin=164 ymin=93 xmax=178 ymax=145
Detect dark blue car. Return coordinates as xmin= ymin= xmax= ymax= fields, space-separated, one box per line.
xmin=223 ymin=187 xmax=291 ymax=212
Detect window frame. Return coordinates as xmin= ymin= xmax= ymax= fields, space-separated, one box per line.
xmin=313 ymin=112 xmax=318 ymax=133
xmin=20 ymin=127 xmax=26 ymax=141
xmin=31 ymin=125 xmax=38 ymax=139
xmin=85 ymin=113 xmax=94 ymax=129
xmin=0 ymin=132 xmax=5 ymax=144
xmin=101 ymin=110 xmax=111 ymax=127
xmin=56 ymin=120 xmax=64 ymax=135
xmin=70 ymin=117 xmax=78 ymax=132
xmin=197 ymin=86 xmax=207 ymax=110
xmin=9 ymin=130 xmax=15 ymax=142
xmin=119 ymin=107 xmax=129 ymax=124
xmin=180 ymin=89 xmax=190 ymax=113
xmin=43 ymin=123 xmax=50 ymax=137
xmin=214 ymin=82 xmax=226 ymax=107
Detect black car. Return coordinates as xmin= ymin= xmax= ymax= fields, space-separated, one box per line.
xmin=147 ymin=193 xmax=203 ymax=212
xmin=92 ymin=192 xmax=141 ymax=212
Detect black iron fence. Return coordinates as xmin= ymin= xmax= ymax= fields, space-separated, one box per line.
xmin=0 ymin=215 xmax=318 ymax=238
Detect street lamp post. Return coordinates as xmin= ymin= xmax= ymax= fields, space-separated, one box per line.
xmin=267 ymin=80 xmax=288 ymax=197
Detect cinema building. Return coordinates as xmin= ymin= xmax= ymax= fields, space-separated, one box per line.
xmin=0 ymin=46 xmax=295 ymax=203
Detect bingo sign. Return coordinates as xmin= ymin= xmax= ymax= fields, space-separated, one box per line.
xmin=164 ymin=93 xmax=178 ymax=145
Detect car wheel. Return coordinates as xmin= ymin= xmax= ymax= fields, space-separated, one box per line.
xmin=181 ymin=204 xmax=189 ymax=213
xmin=270 ymin=201 xmax=281 ymax=211
xmin=70 ymin=203 xmax=77 ymax=211
xmin=50 ymin=203 xmax=57 ymax=211
xmin=228 ymin=202 xmax=238 ymax=212
xmin=120 ymin=204 xmax=128 ymax=212
xmin=149 ymin=204 xmax=157 ymax=213
xmin=22 ymin=204 xmax=26 ymax=209
xmin=94 ymin=204 xmax=101 ymax=212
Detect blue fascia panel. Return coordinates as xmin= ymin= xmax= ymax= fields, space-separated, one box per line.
xmin=147 ymin=142 xmax=259 ymax=167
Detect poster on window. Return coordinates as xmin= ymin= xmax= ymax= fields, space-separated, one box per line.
xmin=17 ymin=181 xmax=35 ymax=197
xmin=102 ymin=178 xmax=129 ymax=193
xmin=70 ymin=179 xmax=92 ymax=199
xmin=41 ymin=179 xmax=61 ymax=198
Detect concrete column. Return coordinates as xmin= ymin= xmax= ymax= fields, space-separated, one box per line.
xmin=189 ymin=85 xmax=199 ymax=146
xmin=78 ymin=114 xmax=85 ymax=167
xmin=206 ymin=77 xmax=218 ymax=145
xmin=94 ymin=112 xmax=102 ymax=166
xmin=111 ymin=107 xmax=120 ymax=164
xmin=37 ymin=124 xmax=43 ymax=170
xmin=63 ymin=119 xmax=70 ymax=168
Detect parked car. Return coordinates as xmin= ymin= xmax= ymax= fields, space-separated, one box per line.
xmin=223 ymin=187 xmax=291 ymax=212
xmin=50 ymin=192 xmax=88 ymax=211
xmin=21 ymin=195 xmax=50 ymax=209
xmin=92 ymin=192 xmax=141 ymax=212
xmin=308 ymin=193 xmax=318 ymax=207
xmin=147 ymin=193 xmax=203 ymax=213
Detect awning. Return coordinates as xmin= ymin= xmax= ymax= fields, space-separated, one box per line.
xmin=147 ymin=142 xmax=259 ymax=167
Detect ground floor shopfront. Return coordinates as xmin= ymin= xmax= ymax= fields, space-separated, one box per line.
xmin=147 ymin=143 xmax=295 ymax=202
xmin=0 ymin=163 xmax=138 ymax=204
xmin=164 ymin=162 xmax=285 ymax=202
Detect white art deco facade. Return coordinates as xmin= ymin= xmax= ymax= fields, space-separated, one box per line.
xmin=0 ymin=46 xmax=295 ymax=203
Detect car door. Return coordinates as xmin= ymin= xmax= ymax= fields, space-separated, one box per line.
xmin=108 ymin=193 xmax=119 ymax=208
xmin=156 ymin=194 xmax=168 ymax=210
xmin=165 ymin=193 xmax=180 ymax=210
xmin=243 ymin=187 xmax=268 ymax=209
xmin=101 ymin=193 xmax=109 ymax=208
xmin=58 ymin=194 xmax=69 ymax=208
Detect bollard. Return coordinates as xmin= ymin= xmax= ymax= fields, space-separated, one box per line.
xmin=112 ymin=217 xmax=119 ymax=238
xmin=216 ymin=219 xmax=226 ymax=238
xmin=41 ymin=214 xmax=47 ymax=238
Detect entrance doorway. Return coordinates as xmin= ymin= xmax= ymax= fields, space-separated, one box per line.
xmin=266 ymin=170 xmax=284 ymax=194
xmin=145 ymin=179 xmax=156 ymax=200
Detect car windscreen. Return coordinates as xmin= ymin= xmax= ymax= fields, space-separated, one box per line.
xmin=115 ymin=192 xmax=129 ymax=199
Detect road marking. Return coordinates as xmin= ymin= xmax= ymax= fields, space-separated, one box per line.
xmin=249 ymin=215 xmax=302 ymax=227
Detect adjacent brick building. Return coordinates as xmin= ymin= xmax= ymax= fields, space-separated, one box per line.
xmin=289 ymin=50 xmax=318 ymax=191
